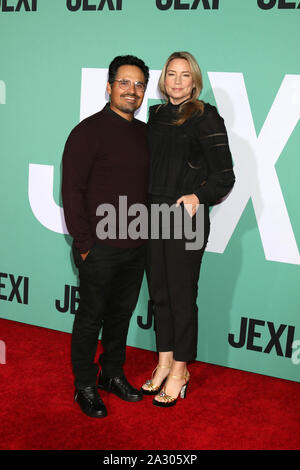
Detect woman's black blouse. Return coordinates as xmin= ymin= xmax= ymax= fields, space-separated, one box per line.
xmin=147 ymin=101 xmax=235 ymax=205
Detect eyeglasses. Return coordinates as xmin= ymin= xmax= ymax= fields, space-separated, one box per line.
xmin=114 ymin=79 xmax=146 ymax=93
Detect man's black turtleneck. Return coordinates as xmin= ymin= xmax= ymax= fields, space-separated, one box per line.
xmin=62 ymin=104 xmax=149 ymax=253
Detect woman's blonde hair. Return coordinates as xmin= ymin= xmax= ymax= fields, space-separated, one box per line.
xmin=158 ymin=51 xmax=204 ymax=125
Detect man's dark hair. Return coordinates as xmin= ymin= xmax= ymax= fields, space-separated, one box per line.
xmin=108 ymin=55 xmax=149 ymax=86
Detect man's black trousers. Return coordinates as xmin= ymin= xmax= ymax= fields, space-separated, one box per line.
xmin=71 ymin=242 xmax=145 ymax=389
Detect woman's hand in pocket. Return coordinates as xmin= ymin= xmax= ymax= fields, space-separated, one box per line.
xmin=176 ymin=194 xmax=200 ymax=217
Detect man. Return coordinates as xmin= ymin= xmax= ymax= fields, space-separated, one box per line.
xmin=62 ymin=55 xmax=149 ymax=418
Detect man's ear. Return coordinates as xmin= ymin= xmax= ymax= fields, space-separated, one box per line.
xmin=106 ymin=82 xmax=112 ymax=96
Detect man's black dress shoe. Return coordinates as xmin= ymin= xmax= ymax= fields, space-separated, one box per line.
xmin=74 ymin=385 xmax=107 ymax=418
xmin=98 ymin=373 xmax=143 ymax=402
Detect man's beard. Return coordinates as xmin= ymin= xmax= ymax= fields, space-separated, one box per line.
xmin=118 ymin=94 xmax=139 ymax=114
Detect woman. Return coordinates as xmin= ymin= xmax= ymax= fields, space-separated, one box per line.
xmin=141 ymin=52 xmax=235 ymax=407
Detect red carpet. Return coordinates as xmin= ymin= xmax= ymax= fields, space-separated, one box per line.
xmin=0 ymin=318 xmax=300 ymax=450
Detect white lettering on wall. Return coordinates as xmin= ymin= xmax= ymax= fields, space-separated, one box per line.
xmin=207 ymin=72 xmax=300 ymax=265
xmin=28 ymin=164 xmax=67 ymax=234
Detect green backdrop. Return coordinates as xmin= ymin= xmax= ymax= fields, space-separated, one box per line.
xmin=1 ymin=0 xmax=300 ymax=382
